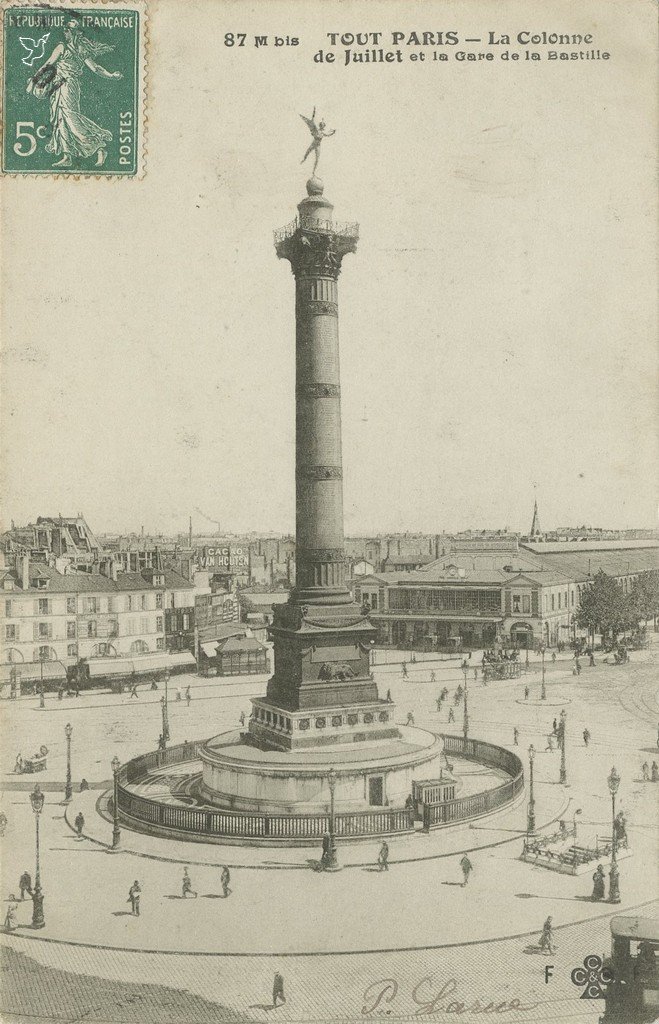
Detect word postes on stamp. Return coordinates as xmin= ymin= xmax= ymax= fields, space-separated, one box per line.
xmin=2 ymin=2 xmax=145 ymax=176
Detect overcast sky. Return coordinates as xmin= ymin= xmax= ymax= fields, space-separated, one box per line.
xmin=2 ymin=0 xmax=656 ymax=538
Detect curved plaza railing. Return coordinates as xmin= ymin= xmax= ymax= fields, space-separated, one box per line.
xmin=115 ymin=735 xmax=524 ymax=843
xmin=422 ymin=736 xmax=524 ymax=830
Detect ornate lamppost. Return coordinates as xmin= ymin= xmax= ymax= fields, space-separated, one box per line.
xmin=559 ymin=708 xmax=568 ymax=785
xmin=111 ymin=755 xmax=121 ymax=850
xmin=160 ymin=696 xmax=169 ymax=748
xmin=325 ymin=768 xmax=340 ymax=871
xmin=64 ymin=722 xmax=73 ymax=803
xmin=462 ymin=662 xmax=469 ymax=741
xmin=163 ymin=670 xmax=170 ymax=742
xmin=608 ymin=766 xmax=621 ymax=904
xmin=527 ymin=744 xmax=536 ymax=835
xmin=29 ymin=784 xmax=45 ymax=928
xmin=540 ymin=641 xmax=547 ymax=701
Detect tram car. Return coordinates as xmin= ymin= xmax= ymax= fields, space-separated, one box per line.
xmin=600 ymin=915 xmax=659 ymax=1023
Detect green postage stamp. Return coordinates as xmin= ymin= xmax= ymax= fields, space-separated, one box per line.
xmin=2 ymin=1 xmax=146 ymax=176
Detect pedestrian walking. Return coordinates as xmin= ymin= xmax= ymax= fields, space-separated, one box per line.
xmin=591 ymin=864 xmax=605 ymax=901
xmin=19 ymin=871 xmax=32 ymax=900
xmin=642 ymin=761 xmax=650 ymax=781
xmin=185 ymin=685 xmax=191 ymax=707
xmin=272 ymin=972 xmax=286 ymax=1007
xmin=513 ymin=727 xmax=519 ymax=746
xmin=79 ymin=778 xmax=89 ymax=792
xmin=74 ymin=812 xmax=85 ymax=838
xmin=320 ymin=831 xmax=331 ymax=869
xmin=221 ymin=865 xmax=231 ymax=897
xmin=239 ymin=711 xmax=246 ymax=727
xmin=552 ymin=718 xmax=558 ymax=735
xmin=524 ymin=686 xmax=529 ymax=701
xmin=436 ymin=696 xmax=442 ymax=712
xmin=401 ymin=663 xmax=408 ymax=679
xmin=182 ymin=867 xmax=197 ymax=898
xmin=551 ymin=651 xmax=557 ymax=664
xmin=129 ymin=684 xmax=138 ymax=699
xmin=589 ymin=653 xmax=595 ymax=667
xmin=128 ymin=880 xmax=141 ymax=916
xmin=539 ymin=916 xmax=555 ymax=953
xmin=460 ymin=854 xmax=473 ymax=886
xmin=406 ymin=712 xmax=415 ymax=727
xmin=176 ymin=687 xmax=182 ymax=702
xmin=583 ymin=728 xmax=591 ymax=747
xmin=430 ymin=671 xmax=436 ymax=683
xmin=3 ymin=902 xmax=18 ymax=931
xmin=378 ymin=841 xmax=389 ymax=871
xmin=386 ymin=689 xmax=392 ymax=703
xmin=448 ymin=707 xmax=455 ymax=723
xmin=574 ymin=658 xmax=581 ymax=676
xmin=652 ymin=761 xmax=659 ymax=783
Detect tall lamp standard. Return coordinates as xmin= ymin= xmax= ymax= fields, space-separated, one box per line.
xmin=163 ymin=670 xmax=170 ymax=742
xmin=325 ymin=768 xmax=340 ymax=872
xmin=462 ymin=662 xmax=470 ymax=741
xmin=527 ymin=744 xmax=536 ymax=835
xmin=608 ymin=766 xmax=621 ymax=904
xmin=559 ymin=708 xmax=568 ymax=786
xmin=29 ymin=784 xmax=45 ymax=928
xmin=111 ymin=755 xmax=121 ymax=850
xmin=540 ymin=642 xmax=547 ymax=701
xmin=64 ymin=722 xmax=73 ymax=803
xmin=160 ymin=696 xmax=169 ymax=749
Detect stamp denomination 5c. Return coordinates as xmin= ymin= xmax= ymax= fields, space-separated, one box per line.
xmin=2 ymin=1 xmax=146 ymax=176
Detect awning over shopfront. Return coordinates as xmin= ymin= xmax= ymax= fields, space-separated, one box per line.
xmin=1 ymin=661 xmax=66 ymax=683
xmin=88 ymin=652 xmax=196 ymax=678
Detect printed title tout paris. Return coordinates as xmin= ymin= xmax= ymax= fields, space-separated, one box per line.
xmin=313 ymin=30 xmax=609 ymax=65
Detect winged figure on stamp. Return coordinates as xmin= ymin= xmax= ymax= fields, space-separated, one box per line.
xmin=26 ymin=15 xmax=123 ymax=168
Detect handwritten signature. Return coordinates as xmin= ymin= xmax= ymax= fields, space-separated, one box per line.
xmin=362 ymin=978 xmax=539 ymax=1016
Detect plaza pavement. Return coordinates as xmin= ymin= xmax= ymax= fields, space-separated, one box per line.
xmin=1 ymin=644 xmax=658 ymax=1022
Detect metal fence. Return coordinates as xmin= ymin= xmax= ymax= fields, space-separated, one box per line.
xmin=116 ymin=735 xmax=522 ymax=842
xmin=422 ymin=736 xmax=524 ymax=831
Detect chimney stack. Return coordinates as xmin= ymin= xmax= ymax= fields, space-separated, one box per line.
xmin=19 ymin=554 xmax=30 ymax=590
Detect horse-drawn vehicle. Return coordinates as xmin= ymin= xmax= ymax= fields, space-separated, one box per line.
xmin=15 ymin=746 xmax=48 ymax=774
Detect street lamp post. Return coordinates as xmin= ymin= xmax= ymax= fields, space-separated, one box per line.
xmin=163 ymin=670 xmax=170 ymax=741
xmin=559 ymin=708 xmax=568 ymax=785
xmin=160 ymin=696 xmax=168 ymax=749
xmin=608 ymin=766 xmax=621 ymax=904
xmin=462 ymin=663 xmax=469 ymax=741
xmin=540 ymin=642 xmax=547 ymax=701
xmin=325 ymin=768 xmax=340 ymax=871
xmin=29 ymin=785 xmax=45 ymax=928
xmin=64 ymin=722 xmax=73 ymax=802
xmin=527 ymin=744 xmax=536 ymax=835
xmin=111 ymin=755 xmax=121 ymax=850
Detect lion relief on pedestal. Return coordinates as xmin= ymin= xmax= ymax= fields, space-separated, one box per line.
xmin=318 ymin=662 xmax=355 ymax=681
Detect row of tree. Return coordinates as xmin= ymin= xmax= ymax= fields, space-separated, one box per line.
xmin=576 ymin=570 xmax=659 ymax=644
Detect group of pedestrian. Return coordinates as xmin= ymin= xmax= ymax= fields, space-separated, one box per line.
xmin=436 ymin=687 xmax=449 ymax=712
xmin=641 ymin=760 xmax=659 ymax=782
